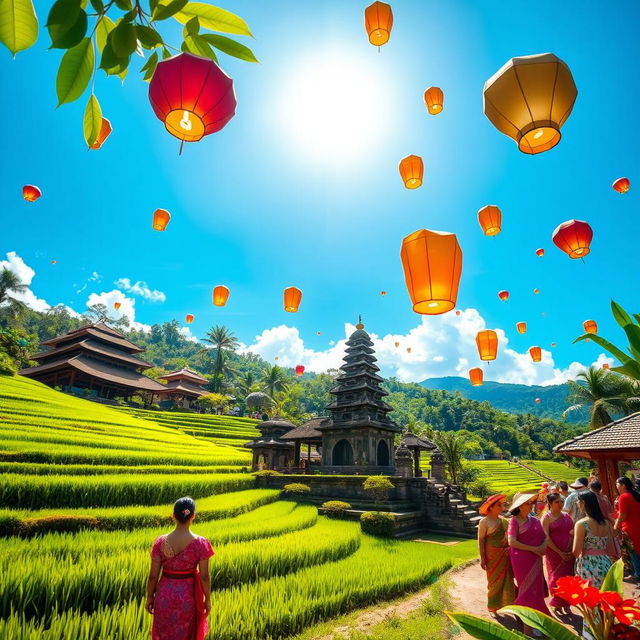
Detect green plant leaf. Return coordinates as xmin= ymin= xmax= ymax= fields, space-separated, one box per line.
xmin=601 ymin=558 xmax=624 ymax=596
xmin=173 ymin=3 xmax=253 ymax=37
xmin=47 ymin=0 xmax=87 ymax=49
xmin=611 ymin=300 xmax=634 ymax=329
xmin=141 ymin=50 xmax=158 ymax=81
xmin=161 ymin=46 xmax=171 ymax=59
xmin=110 ymin=20 xmax=136 ymax=57
xmin=113 ymin=0 xmax=132 ymax=10
xmin=623 ymin=324 xmax=640 ymax=362
xmin=89 ymin=0 xmax=103 ymax=11
xmin=613 ymin=361 xmax=640 ymax=381
xmin=182 ymin=33 xmax=217 ymax=60
xmin=200 ymin=33 xmax=257 ymax=62
xmin=95 ymin=15 xmax=114 ymax=52
xmin=99 ymin=38 xmax=127 ymax=75
xmin=136 ymin=25 xmax=162 ymax=48
xmin=500 ymin=606 xmax=580 ymax=640
xmin=574 ymin=333 xmax=631 ymax=365
xmin=184 ymin=16 xmax=199 ymax=35
xmin=153 ymin=0 xmax=188 ymax=21
xmin=56 ymin=37 xmax=93 ymax=105
xmin=0 ymin=0 xmax=38 ymax=55
xmin=83 ymin=93 xmax=102 ymax=147
xmin=445 ymin=612 xmax=528 ymax=640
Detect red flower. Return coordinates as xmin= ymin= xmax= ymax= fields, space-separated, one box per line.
xmin=600 ymin=592 xmax=640 ymax=626
xmin=583 ymin=586 xmax=602 ymax=609
xmin=552 ymin=576 xmax=592 ymax=606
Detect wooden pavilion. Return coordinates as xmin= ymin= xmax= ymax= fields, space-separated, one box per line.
xmin=244 ymin=417 xmax=296 ymax=471
xmin=398 ymin=432 xmax=438 ymax=477
xmin=157 ymin=368 xmax=208 ymax=409
xmin=281 ymin=417 xmax=324 ymax=473
xmin=554 ymin=411 xmax=640 ymax=500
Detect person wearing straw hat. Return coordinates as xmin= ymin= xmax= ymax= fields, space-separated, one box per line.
xmin=477 ymin=494 xmax=515 ymax=613
xmin=563 ymin=477 xmax=589 ymax=522
xmin=507 ymin=492 xmax=551 ymax=620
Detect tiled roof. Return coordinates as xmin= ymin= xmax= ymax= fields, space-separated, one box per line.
xmin=159 ymin=381 xmax=208 ymax=397
xmin=159 ymin=368 xmax=208 ymax=384
xmin=32 ymin=339 xmax=152 ymax=369
xmin=400 ymin=433 xmax=437 ymax=450
xmin=554 ymin=412 xmax=640 ymax=453
xmin=42 ymin=325 xmax=144 ymax=353
xmin=281 ymin=417 xmax=328 ymax=440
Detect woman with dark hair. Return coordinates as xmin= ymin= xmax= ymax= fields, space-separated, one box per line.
xmin=146 ymin=497 xmax=215 ymax=640
xmin=614 ymin=476 xmax=640 ymax=579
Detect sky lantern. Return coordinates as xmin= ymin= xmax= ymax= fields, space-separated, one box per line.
xmin=483 ymin=53 xmax=577 ymax=155
xmin=149 ymin=52 xmax=236 ymax=147
xmin=317 ymin=331 xmax=321 ymax=335
xmin=535 ymin=397 xmax=541 ymax=404
xmin=22 ymin=185 xmax=41 ymax=202
xmin=478 ymin=205 xmax=501 ymax=236
xmin=213 ymin=285 xmax=230 ymax=307
xmin=394 ymin=341 xmax=399 ymax=348
xmin=406 ymin=347 xmax=411 ymax=353
xmin=295 ymin=365 xmax=305 ymax=377
xmin=552 ymin=219 xmax=593 ymax=259
xmin=476 ymin=330 xmax=498 ymax=361
xmin=399 ymin=155 xmax=423 ymax=189
xmin=186 ymin=314 xmax=194 ymax=324
xmin=529 ymin=346 xmax=542 ymax=362
xmin=602 ymin=363 xmax=610 ymax=370
xmin=51 ymin=260 xmax=57 ymax=264
xmin=613 ymin=178 xmax=630 ymax=194
xmin=274 ymin=356 xmax=279 ymax=361
xmin=516 ymin=322 xmax=526 ymax=334
xmin=89 ymin=118 xmax=112 ymax=149
xmin=551 ymin=342 xmax=556 ymax=347
xmin=381 ymin=291 xmax=386 ymax=296
xmin=498 ymin=290 xmax=509 ymax=301
xmin=284 ymin=286 xmax=302 ymax=312
xmin=114 ymin=302 xmax=121 ymax=310
xmin=152 ymin=209 xmax=170 ymax=231
xmin=583 ymin=319 xmax=597 ymax=334
xmin=424 ymin=87 xmax=444 ymax=115
xmin=469 ymin=368 xmax=483 ymax=386
xmin=533 ymin=288 xmax=540 ymax=295
xmin=364 ymin=1 xmax=393 ymax=47
xmin=536 ymin=248 xmax=545 ymax=257
xmin=400 ymin=229 xmax=463 ymax=315
xmin=455 ymin=310 xmax=461 ymax=316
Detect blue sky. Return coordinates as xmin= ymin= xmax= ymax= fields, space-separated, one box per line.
xmin=1 ymin=0 xmax=639 ymax=385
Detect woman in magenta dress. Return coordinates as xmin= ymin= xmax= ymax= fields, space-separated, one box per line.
xmin=542 ymin=492 xmax=574 ymax=614
xmin=507 ymin=492 xmax=551 ymax=618
xmin=146 ymin=497 xmax=214 ymax=640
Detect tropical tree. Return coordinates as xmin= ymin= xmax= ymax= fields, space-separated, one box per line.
xmin=0 ymin=268 xmax=28 ymax=307
xmin=432 ymin=430 xmax=467 ymax=486
xmin=201 ymin=325 xmax=239 ymax=392
xmin=234 ymin=371 xmax=258 ymax=398
xmin=261 ymin=364 xmax=290 ymax=399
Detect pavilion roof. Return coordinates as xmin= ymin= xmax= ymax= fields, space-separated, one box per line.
xmin=159 ymin=368 xmax=208 ymax=384
xmin=158 ymin=381 xmax=209 ymax=397
xmin=41 ymin=323 xmax=145 ymax=353
xmin=32 ymin=338 xmax=152 ymax=369
xmin=399 ymin=433 xmax=438 ymax=450
xmin=281 ymin=417 xmax=327 ymax=441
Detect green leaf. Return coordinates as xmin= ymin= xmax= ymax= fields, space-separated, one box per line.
xmin=0 ymin=0 xmax=38 ymax=55
xmin=444 ymin=612 xmax=527 ymax=640
xmin=153 ymin=0 xmax=188 ymax=21
xmin=611 ymin=300 xmax=634 ymax=329
xmin=55 ymin=37 xmax=93 ymax=105
xmin=89 ymin=0 xmax=103 ymax=12
xmin=136 ymin=25 xmax=162 ymax=48
xmin=83 ymin=93 xmax=102 ymax=146
xmin=623 ymin=324 xmax=640 ymax=362
xmin=182 ymin=33 xmax=217 ymax=60
xmin=173 ymin=3 xmax=252 ymax=37
xmin=184 ymin=15 xmax=199 ymax=35
xmin=200 ymin=33 xmax=257 ymax=62
xmin=161 ymin=46 xmax=171 ymax=59
xmin=95 ymin=15 xmax=114 ymax=52
xmin=113 ymin=0 xmax=132 ymax=10
xmin=574 ymin=333 xmax=632 ymax=365
xmin=110 ymin=20 xmax=136 ymax=57
xmin=149 ymin=0 xmax=159 ymax=13
xmin=99 ymin=38 xmax=127 ymax=75
xmin=141 ymin=50 xmax=158 ymax=81
xmin=47 ymin=0 xmax=87 ymax=49
xmin=499 ymin=606 xmax=580 ymax=640
xmin=601 ymin=558 xmax=624 ymax=596
xmin=613 ymin=362 xmax=640 ymax=381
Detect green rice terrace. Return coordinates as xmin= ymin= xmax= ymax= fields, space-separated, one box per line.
xmin=0 ymin=375 xmax=477 ymax=640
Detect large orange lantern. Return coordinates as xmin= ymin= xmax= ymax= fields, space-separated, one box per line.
xmin=613 ymin=178 xmax=630 ymax=194
xmin=89 ymin=118 xmax=112 ymax=149
xmin=478 ymin=205 xmax=501 ymax=236
xmin=483 ymin=53 xmax=577 ymax=155
xmin=153 ymin=209 xmax=170 ymax=231
xmin=476 ymin=330 xmax=498 ymax=361
xmin=399 ymin=155 xmax=423 ymax=189
xmin=552 ymin=219 xmax=593 ymax=259
xmin=400 ymin=229 xmax=463 ymax=315
xmin=498 ymin=290 xmax=509 ymax=301
xmin=364 ymin=1 xmax=393 ymax=47
xmin=469 ymin=368 xmax=483 ymax=386
xmin=186 ymin=314 xmax=194 ymax=324
xmin=149 ymin=52 xmax=236 ymax=144
xmin=22 ymin=185 xmax=41 ymax=202
xmin=536 ymin=248 xmax=545 ymax=257
xmin=114 ymin=302 xmax=121 ymax=310
xmin=583 ymin=320 xmax=597 ymax=334
xmin=213 ymin=285 xmax=230 ymax=307
xmin=424 ymin=87 xmax=444 ymax=115
xmin=516 ymin=321 xmax=526 ymax=334
xmin=284 ymin=286 xmax=302 ymax=312
xmin=529 ymin=346 xmax=542 ymax=362
xmin=295 ymin=365 xmax=305 ymax=377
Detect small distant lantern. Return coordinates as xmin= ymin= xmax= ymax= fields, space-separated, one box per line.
xmin=516 ymin=322 xmax=526 ymax=334
xmin=483 ymin=53 xmax=577 ymax=155
xmin=602 ymin=363 xmax=610 ymax=370
xmin=213 ymin=285 xmax=230 ymax=307
xmin=394 ymin=341 xmax=399 ymax=347
xmin=478 ymin=205 xmax=501 ymax=236
xmin=533 ymin=288 xmax=540 ymax=294
xmin=275 ymin=356 xmax=279 ymax=361
xmin=536 ymin=248 xmax=545 ymax=257
xmin=613 ymin=177 xmax=630 ymax=194
xmin=364 ymin=1 xmax=393 ymax=47
xmin=317 ymin=331 xmax=321 ymax=335
xmin=23 ymin=185 xmax=41 ymax=202
xmin=114 ymin=302 xmax=121 ymax=310
xmin=89 ymin=118 xmax=112 ymax=149
xmin=469 ymin=368 xmax=483 ymax=386
xmin=552 ymin=219 xmax=593 ymax=259
xmin=153 ymin=209 xmax=171 ymax=231
xmin=399 ymin=155 xmax=423 ymax=189
xmin=551 ymin=342 xmax=557 ymax=347
xmin=498 ymin=290 xmax=509 ymax=301
xmin=295 ymin=365 xmax=305 ymax=377
xmin=455 ymin=310 xmax=461 ymax=316
xmin=186 ymin=314 xmax=194 ymax=324
xmin=424 ymin=87 xmax=444 ymax=115
xmin=284 ymin=286 xmax=302 ymax=312
xmin=583 ymin=319 xmax=597 ymax=334
xmin=381 ymin=290 xmax=387 ymax=296
xmin=406 ymin=347 xmax=412 ymax=353
xmin=476 ymin=330 xmax=498 ymax=361
xmin=529 ymin=346 xmax=542 ymax=362
xmin=535 ymin=397 xmax=541 ymax=404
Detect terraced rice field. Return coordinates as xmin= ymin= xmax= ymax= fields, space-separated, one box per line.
xmin=0 ymin=375 xmax=476 ymax=639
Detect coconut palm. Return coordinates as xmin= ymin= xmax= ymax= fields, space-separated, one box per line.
xmin=235 ymin=371 xmax=258 ymax=398
xmin=201 ymin=325 xmax=239 ymax=392
xmin=261 ymin=364 xmax=289 ymax=399
xmin=432 ymin=430 xmax=466 ymax=486
xmin=0 ymin=268 xmax=28 ymax=307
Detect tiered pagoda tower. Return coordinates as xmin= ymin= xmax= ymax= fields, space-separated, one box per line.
xmin=318 ymin=318 xmax=401 ymax=473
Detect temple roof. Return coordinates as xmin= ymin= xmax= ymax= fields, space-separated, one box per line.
xmin=159 ymin=368 xmax=208 ymax=384
xmin=281 ymin=417 xmax=327 ymax=441
xmin=41 ymin=323 xmax=144 ymax=353
xmin=32 ymin=338 xmax=152 ymax=369
xmin=244 ymin=438 xmax=294 ymax=449
xmin=399 ymin=433 xmax=438 ymax=450
xmin=159 ymin=381 xmax=209 ymax=397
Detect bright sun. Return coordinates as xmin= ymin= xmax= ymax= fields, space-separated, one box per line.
xmin=280 ymin=50 xmax=393 ymax=164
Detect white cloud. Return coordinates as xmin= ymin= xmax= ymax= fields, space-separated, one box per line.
xmin=115 ymin=278 xmax=166 ymax=303
xmin=86 ymin=290 xmax=151 ymax=332
xmin=0 ymin=251 xmax=50 ymax=311
xmin=179 ymin=326 xmax=198 ymax=343
xmin=76 ymin=271 xmax=102 ymax=294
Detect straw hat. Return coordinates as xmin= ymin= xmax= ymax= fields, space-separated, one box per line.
xmin=479 ymin=494 xmax=507 ymax=516
xmin=508 ymin=492 xmax=538 ymax=513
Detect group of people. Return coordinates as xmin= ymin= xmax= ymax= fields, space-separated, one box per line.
xmin=478 ymin=475 xmax=640 ymax=626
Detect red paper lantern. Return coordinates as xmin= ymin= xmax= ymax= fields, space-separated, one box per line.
xmin=149 ymin=53 xmax=236 ymax=143
xmin=612 ymin=177 xmax=630 ymax=194
xmin=23 ymin=185 xmax=41 ymax=202
xmin=535 ymin=397 xmax=541 ymax=404
xmin=552 ymin=219 xmax=593 ymax=259
xmin=295 ymin=365 xmax=305 ymax=377
xmin=583 ymin=320 xmax=597 ymax=334
xmin=89 ymin=118 xmax=112 ymax=149
xmin=536 ymin=248 xmax=545 ymax=257
xmin=498 ymin=290 xmax=509 ymax=301
xmin=186 ymin=314 xmax=194 ymax=324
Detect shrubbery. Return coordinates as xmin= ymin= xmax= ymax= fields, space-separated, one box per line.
xmin=363 ymin=476 xmax=394 ymax=505
xmin=283 ymin=483 xmax=311 ymax=495
xmin=252 ymin=470 xmax=283 ymax=477
xmin=322 ymin=501 xmax=352 ymax=518
xmin=360 ymin=511 xmax=395 ymax=537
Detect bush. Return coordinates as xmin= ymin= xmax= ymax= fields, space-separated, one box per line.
xmin=467 ymin=479 xmax=493 ymax=500
xmin=252 ymin=470 xmax=283 ymax=477
xmin=0 ymin=351 xmax=17 ymax=375
xmin=458 ymin=465 xmax=481 ymax=485
xmin=363 ymin=476 xmax=394 ymax=504
xmin=360 ymin=511 xmax=395 ymax=537
xmin=283 ymin=483 xmax=311 ymax=495
xmin=322 ymin=501 xmax=351 ymax=518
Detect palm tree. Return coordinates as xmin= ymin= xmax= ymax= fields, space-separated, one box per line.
xmin=235 ymin=371 xmax=258 ymax=398
xmin=261 ymin=364 xmax=289 ymax=399
xmin=0 ymin=268 xmax=28 ymax=307
xmin=201 ymin=325 xmax=239 ymax=392
xmin=432 ymin=430 xmax=466 ymax=486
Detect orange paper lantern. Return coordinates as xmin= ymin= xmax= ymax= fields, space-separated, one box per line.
xmin=552 ymin=219 xmax=593 ymax=259
xmin=469 ymin=368 xmax=483 ymax=386
xmin=536 ymin=248 xmax=545 ymax=257
xmin=516 ymin=322 xmax=527 ymax=334
xmin=613 ymin=177 xmax=630 ymax=194
xmin=455 ymin=310 xmax=461 ymax=316
xmin=399 ymin=155 xmax=423 ymax=189
xmin=153 ymin=209 xmax=171 ymax=231
xmin=394 ymin=341 xmax=399 ymax=348
xmin=51 ymin=260 xmax=57 ymax=264
xmin=213 ymin=285 xmax=230 ymax=307
xmin=583 ymin=320 xmax=597 ymax=334
xmin=529 ymin=346 xmax=542 ymax=362
xmin=602 ymin=363 xmax=610 ymax=370
xmin=424 ymin=87 xmax=444 ymax=115
xmin=114 ymin=302 xmax=121 ymax=310
xmin=284 ymin=286 xmax=302 ymax=312
xmin=406 ymin=347 xmax=411 ymax=353
xmin=498 ymin=290 xmax=509 ymax=301
xmin=364 ymin=1 xmax=393 ymax=46
xmin=400 ymin=229 xmax=463 ymax=315
xmin=478 ymin=205 xmax=501 ymax=236
xmin=295 ymin=365 xmax=305 ymax=377
xmin=476 ymin=330 xmax=498 ymax=361
xmin=186 ymin=314 xmax=194 ymax=324
xmin=89 ymin=118 xmax=112 ymax=149
xmin=533 ymin=288 xmax=540 ymax=295
xmin=22 ymin=185 xmax=41 ymax=202
xmin=381 ymin=291 xmax=386 ymax=296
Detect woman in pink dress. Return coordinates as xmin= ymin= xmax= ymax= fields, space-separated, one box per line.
xmin=542 ymin=492 xmax=574 ymax=614
xmin=146 ymin=497 xmax=214 ymax=640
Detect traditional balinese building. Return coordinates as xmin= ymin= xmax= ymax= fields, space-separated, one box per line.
xmin=281 ymin=416 xmax=324 ymax=473
xmin=19 ymin=322 xmax=165 ymax=400
xmin=245 ymin=417 xmax=296 ymax=471
xmin=398 ymin=432 xmax=438 ymax=477
xmin=157 ymin=368 xmax=209 ymax=409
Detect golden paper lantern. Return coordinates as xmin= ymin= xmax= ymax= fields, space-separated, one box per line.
xmin=186 ymin=314 xmax=194 ymax=324
xmin=476 ymin=330 xmax=498 ymax=361
xmin=213 ymin=285 xmax=229 ymax=307
xmin=364 ymin=1 xmax=393 ymax=47
xmin=529 ymin=346 xmax=542 ymax=362
xmin=536 ymin=248 xmax=545 ymax=257
xmin=424 ymin=87 xmax=444 ymax=115
xmin=400 ymin=229 xmax=463 ymax=315
xmin=478 ymin=205 xmax=501 ymax=236
xmin=284 ymin=286 xmax=302 ymax=312
xmin=583 ymin=319 xmax=597 ymax=334
xmin=469 ymin=368 xmax=483 ymax=386
xmin=114 ymin=302 xmax=121 ymax=310
xmin=516 ymin=322 xmax=526 ymax=334
xmin=399 ymin=155 xmax=423 ymax=189
xmin=152 ymin=209 xmax=171 ymax=231
xmin=483 ymin=53 xmax=577 ymax=155
xmin=498 ymin=290 xmax=509 ymax=301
